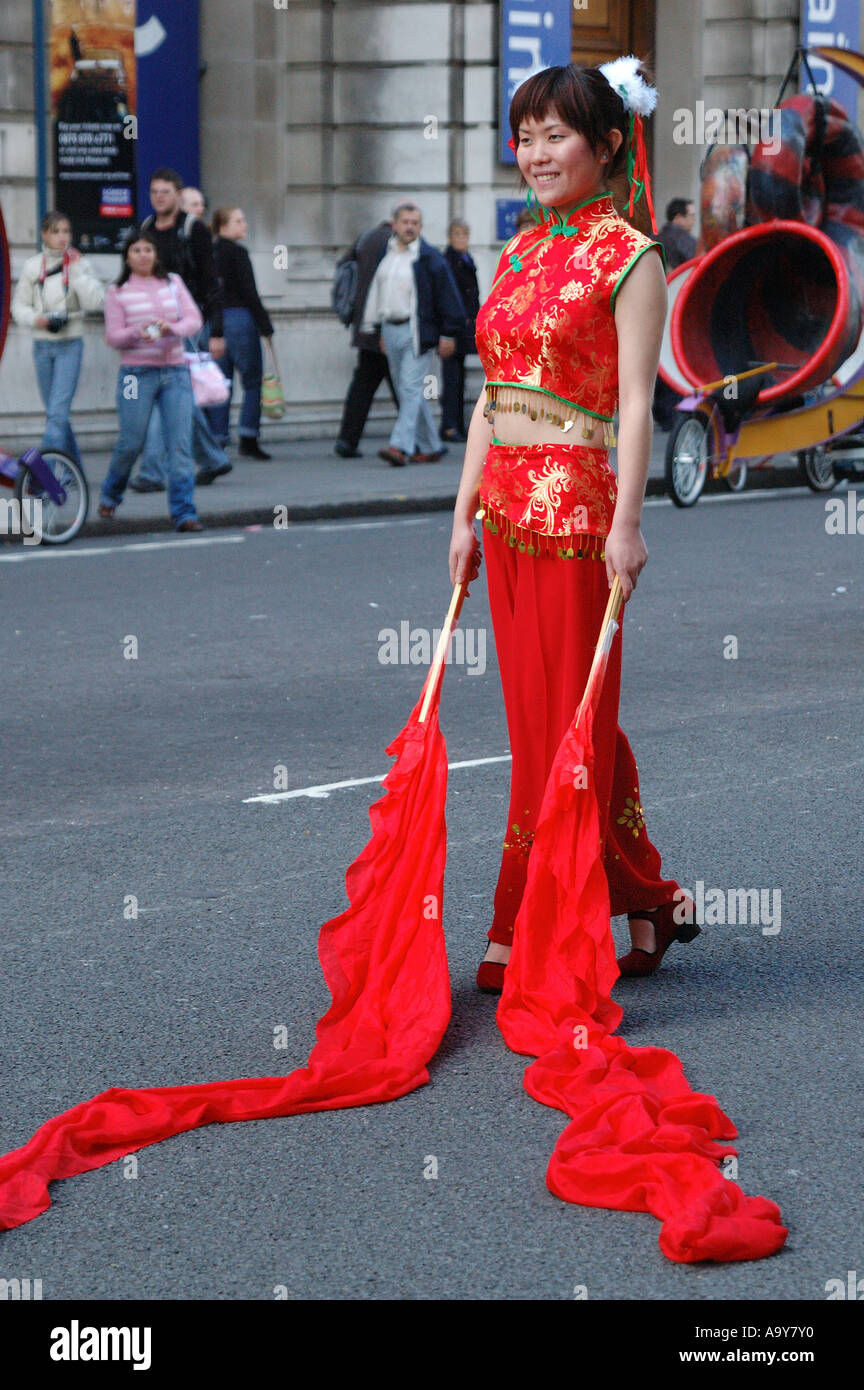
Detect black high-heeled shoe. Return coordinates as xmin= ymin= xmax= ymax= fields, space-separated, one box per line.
xmin=616 ymin=896 xmax=701 ymax=977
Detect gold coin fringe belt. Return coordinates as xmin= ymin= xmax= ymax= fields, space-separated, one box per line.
xmin=484 ymin=384 xmax=618 ymax=449
xmin=476 ymin=500 xmax=607 ymax=560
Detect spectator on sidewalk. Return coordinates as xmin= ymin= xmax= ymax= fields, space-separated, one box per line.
xmin=333 ymin=218 xmax=401 ymax=458
xmin=179 ymin=186 xmax=206 ymax=220
xmin=440 ymin=219 xmax=479 ymax=443
xmin=653 ymin=198 xmax=697 ymax=431
xmin=131 ymin=167 xmax=231 ymax=492
xmin=98 ymin=228 xmax=203 ymax=533
xmin=657 ymin=197 xmax=697 ymax=268
xmin=206 ymin=207 xmax=274 ymax=459
xmin=11 ymin=210 xmax=105 ymax=468
xmin=360 ymin=202 xmax=466 ymax=467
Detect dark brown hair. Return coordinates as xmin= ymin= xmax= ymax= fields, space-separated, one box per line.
xmin=509 ymin=62 xmax=653 ymax=187
xmin=149 ymin=167 xmax=183 ymax=191
xmin=41 ymin=210 xmax=71 ymax=236
xmin=116 ymin=227 xmax=168 ymax=285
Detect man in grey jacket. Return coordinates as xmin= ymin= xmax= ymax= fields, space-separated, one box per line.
xmin=334 ymin=219 xmax=401 ymax=458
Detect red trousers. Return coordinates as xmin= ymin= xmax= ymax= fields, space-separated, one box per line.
xmin=483 ymin=525 xmax=680 ymax=944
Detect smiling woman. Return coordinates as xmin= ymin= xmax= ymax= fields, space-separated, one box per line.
xmin=444 ymin=57 xmax=788 ymax=1263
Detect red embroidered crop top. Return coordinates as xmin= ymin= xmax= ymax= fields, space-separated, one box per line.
xmin=475 ymin=191 xmax=664 ymax=446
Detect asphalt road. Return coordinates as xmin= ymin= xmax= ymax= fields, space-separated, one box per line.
xmin=0 ymin=484 xmax=861 ymax=1301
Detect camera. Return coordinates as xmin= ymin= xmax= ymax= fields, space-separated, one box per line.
xmin=45 ymin=313 xmax=68 ymax=334
xmin=142 ymin=322 xmax=161 ymax=341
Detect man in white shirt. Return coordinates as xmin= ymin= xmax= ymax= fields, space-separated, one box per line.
xmin=360 ymin=202 xmax=467 ymax=466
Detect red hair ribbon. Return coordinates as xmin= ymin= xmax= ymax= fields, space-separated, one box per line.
xmin=625 ymin=111 xmax=657 ymax=234
xmin=507 ymin=137 xmax=517 ymax=153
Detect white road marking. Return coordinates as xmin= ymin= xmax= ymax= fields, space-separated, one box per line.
xmin=0 ymin=534 xmax=246 ymax=562
xmin=642 ymin=485 xmax=815 ymax=508
xmin=244 ymin=753 xmax=512 ymax=802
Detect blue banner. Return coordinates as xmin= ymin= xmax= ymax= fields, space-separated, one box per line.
xmin=800 ymin=0 xmax=861 ymax=122
xmin=499 ymin=0 xmax=572 ymax=164
xmin=135 ymin=0 xmax=200 ymax=214
xmin=0 ymin=201 xmax=9 ymax=365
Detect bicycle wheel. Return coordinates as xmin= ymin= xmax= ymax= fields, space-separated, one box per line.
xmin=13 ymin=449 xmax=89 ymax=544
xmin=722 ymin=459 xmax=749 ymax=492
xmin=665 ymin=412 xmax=710 ymax=507
xmin=798 ymin=444 xmax=838 ymax=492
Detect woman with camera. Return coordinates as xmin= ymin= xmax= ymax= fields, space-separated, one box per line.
xmin=11 ymin=210 xmax=105 ymax=467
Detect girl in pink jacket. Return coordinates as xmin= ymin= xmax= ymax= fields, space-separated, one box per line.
xmin=99 ymin=229 xmax=204 ymax=532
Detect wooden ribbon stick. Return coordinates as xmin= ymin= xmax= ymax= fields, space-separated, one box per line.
xmin=575 ymin=574 xmax=624 ymax=729
xmin=418 ymin=579 xmax=469 ymax=723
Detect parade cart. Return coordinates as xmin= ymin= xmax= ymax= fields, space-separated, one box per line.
xmin=660 ymin=45 xmax=864 ymax=507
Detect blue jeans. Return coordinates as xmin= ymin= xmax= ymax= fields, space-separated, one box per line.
xmin=32 ymin=337 xmax=84 ymax=466
xmin=138 ymin=330 xmax=228 ymax=483
xmin=380 ymin=320 xmax=440 ymax=456
xmin=101 ymin=366 xmax=198 ymax=527
xmin=205 ymin=307 xmax=264 ymax=443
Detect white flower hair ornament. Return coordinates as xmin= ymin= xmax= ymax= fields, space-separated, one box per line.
xmin=598 ymin=55 xmax=658 ymax=231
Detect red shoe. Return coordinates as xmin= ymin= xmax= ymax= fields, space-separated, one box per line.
xmin=616 ymin=897 xmax=701 ymax=977
xmin=476 ymin=959 xmax=506 ymax=994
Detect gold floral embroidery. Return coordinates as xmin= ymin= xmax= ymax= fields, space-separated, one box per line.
xmin=617 ymin=792 xmax=646 ymax=838
xmin=559 ymin=279 xmax=590 ymax=302
xmin=517 ymin=459 xmax=573 ymax=531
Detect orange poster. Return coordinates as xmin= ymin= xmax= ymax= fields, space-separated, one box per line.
xmin=50 ymin=0 xmax=138 ymax=251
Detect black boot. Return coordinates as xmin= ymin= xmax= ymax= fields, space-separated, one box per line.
xmin=239 ymin=437 xmax=272 ymax=460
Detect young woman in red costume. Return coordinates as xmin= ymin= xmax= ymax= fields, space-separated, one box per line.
xmin=449 ymin=58 xmax=701 ymax=993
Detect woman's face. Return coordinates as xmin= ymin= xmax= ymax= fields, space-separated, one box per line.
xmin=515 ymin=107 xmax=611 ymax=209
xmin=126 ymin=239 xmax=157 ymax=276
xmin=44 ymin=221 xmax=72 ymax=252
xmin=223 ymin=209 xmax=248 ymax=240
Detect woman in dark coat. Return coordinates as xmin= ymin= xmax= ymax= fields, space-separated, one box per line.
xmin=208 ymin=207 xmax=275 ymax=459
xmin=440 ymin=220 xmax=480 ymax=442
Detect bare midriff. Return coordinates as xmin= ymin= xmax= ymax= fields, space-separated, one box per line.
xmin=483 ymin=383 xmax=615 ymax=451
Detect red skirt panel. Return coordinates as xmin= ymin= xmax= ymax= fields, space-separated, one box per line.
xmin=481 ymin=450 xmax=679 ymax=944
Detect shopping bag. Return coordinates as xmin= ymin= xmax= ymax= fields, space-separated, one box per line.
xmin=261 ymin=338 xmax=286 ymax=419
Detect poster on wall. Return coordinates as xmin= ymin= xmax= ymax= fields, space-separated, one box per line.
xmin=50 ymin=0 xmax=137 ymax=252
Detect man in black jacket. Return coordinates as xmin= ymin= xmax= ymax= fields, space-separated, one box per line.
xmin=131 ymin=167 xmax=231 ymax=492
xmin=360 ymin=202 xmax=466 ymax=466
xmin=441 ymin=219 xmax=480 ymax=441
xmin=334 ymin=220 xmax=401 ymax=458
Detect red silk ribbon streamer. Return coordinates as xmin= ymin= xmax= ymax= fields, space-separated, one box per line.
xmin=0 ymin=603 xmax=787 ymax=1263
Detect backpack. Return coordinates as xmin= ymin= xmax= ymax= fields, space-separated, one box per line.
xmin=332 ymin=254 xmax=358 ymax=326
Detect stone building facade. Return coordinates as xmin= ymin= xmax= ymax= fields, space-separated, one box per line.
xmin=0 ymin=0 xmax=803 ymax=451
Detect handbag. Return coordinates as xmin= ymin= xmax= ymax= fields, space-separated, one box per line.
xmin=167 ymin=276 xmax=231 ymax=407
xmin=261 ymin=338 xmax=286 ymax=419
xmin=184 ymin=348 xmax=231 ymax=407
